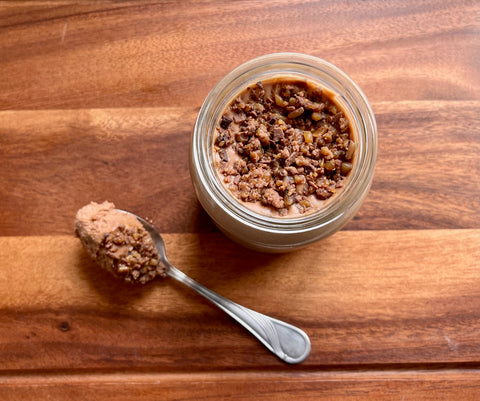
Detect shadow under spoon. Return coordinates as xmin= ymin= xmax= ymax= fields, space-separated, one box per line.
xmin=119 ymin=209 xmax=311 ymax=364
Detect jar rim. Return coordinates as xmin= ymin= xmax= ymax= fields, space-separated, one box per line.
xmin=192 ymin=53 xmax=377 ymax=234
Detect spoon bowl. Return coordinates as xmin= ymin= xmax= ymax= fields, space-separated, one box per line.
xmin=119 ymin=209 xmax=311 ymax=364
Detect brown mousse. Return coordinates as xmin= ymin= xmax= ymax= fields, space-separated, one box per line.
xmin=75 ymin=201 xmax=165 ymax=284
xmin=213 ymin=78 xmax=356 ymax=217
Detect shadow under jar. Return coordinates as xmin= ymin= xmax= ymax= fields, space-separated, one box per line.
xmin=190 ymin=53 xmax=377 ymax=252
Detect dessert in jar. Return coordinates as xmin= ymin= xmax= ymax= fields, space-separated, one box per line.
xmin=190 ymin=53 xmax=377 ymax=252
xmin=213 ymin=78 xmax=355 ymax=218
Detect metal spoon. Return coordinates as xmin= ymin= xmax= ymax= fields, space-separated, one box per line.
xmin=120 ymin=210 xmax=311 ymax=364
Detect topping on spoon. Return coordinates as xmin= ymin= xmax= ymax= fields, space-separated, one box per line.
xmin=74 ymin=201 xmax=165 ymax=284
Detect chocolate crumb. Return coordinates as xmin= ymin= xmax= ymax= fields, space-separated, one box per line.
xmin=220 ymin=115 xmax=233 ymax=129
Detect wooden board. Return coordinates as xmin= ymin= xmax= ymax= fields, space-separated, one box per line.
xmin=1 ymin=101 xmax=479 ymax=235
xmin=0 ymin=0 xmax=479 ymax=399
xmin=1 ymin=230 xmax=478 ymax=371
xmin=1 ymin=371 xmax=479 ymax=401
xmin=0 ymin=1 xmax=478 ymax=109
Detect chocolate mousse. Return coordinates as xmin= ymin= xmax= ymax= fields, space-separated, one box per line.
xmin=75 ymin=201 xmax=165 ymax=284
xmin=213 ymin=78 xmax=356 ymax=217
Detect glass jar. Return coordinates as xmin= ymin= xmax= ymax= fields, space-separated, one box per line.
xmin=190 ymin=53 xmax=377 ymax=252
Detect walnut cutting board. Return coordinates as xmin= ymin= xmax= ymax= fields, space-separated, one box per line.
xmin=0 ymin=0 xmax=479 ymax=399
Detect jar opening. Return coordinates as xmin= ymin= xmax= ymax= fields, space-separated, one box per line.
xmin=192 ymin=53 xmax=377 ymax=239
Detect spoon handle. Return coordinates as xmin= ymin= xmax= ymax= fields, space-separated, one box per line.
xmin=166 ymin=264 xmax=311 ymax=364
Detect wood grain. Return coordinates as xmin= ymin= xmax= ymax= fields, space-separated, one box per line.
xmin=0 ymin=0 xmax=479 ymax=111
xmin=0 ymin=107 xmax=213 ymax=235
xmin=1 ymin=371 xmax=479 ymax=401
xmin=1 ymin=230 xmax=478 ymax=371
xmin=1 ymin=101 xmax=479 ymax=236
